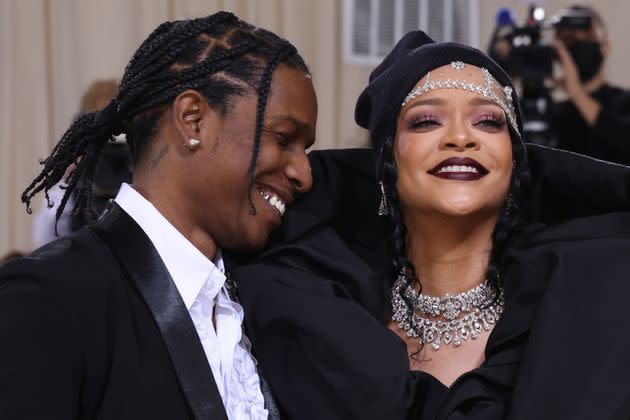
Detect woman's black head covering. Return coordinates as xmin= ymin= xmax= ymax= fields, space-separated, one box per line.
xmin=355 ymin=31 xmax=524 ymax=171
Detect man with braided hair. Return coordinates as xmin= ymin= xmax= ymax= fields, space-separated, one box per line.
xmin=0 ymin=12 xmax=316 ymax=420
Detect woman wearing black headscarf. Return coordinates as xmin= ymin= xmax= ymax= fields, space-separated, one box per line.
xmin=229 ymin=32 xmax=630 ymax=419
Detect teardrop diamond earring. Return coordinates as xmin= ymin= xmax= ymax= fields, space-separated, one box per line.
xmin=378 ymin=181 xmax=389 ymax=216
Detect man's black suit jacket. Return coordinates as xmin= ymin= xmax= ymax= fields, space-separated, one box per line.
xmin=0 ymin=204 xmax=229 ymax=420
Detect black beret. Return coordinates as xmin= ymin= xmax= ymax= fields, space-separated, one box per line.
xmin=355 ymin=31 xmax=523 ymax=162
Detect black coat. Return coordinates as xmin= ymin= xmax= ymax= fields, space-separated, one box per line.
xmin=0 ymin=205 xmax=229 ymax=420
xmin=228 ymin=145 xmax=630 ymax=420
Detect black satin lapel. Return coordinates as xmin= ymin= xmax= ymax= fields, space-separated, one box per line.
xmin=91 ymin=203 xmax=228 ymax=420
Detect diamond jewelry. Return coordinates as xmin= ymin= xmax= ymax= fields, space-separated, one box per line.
xmin=224 ymin=272 xmax=240 ymax=303
xmin=401 ymin=63 xmax=520 ymax=137
xmin=451 ymin=61 xmax=466 ymax=70
xmin=391 ymin=269 xmax=504 ymax=351
xmin=378 ymin=181 xmax=389 ymax=216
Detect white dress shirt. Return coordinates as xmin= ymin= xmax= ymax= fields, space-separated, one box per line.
xmin=115 ymin=183 xmax=268 ymax=420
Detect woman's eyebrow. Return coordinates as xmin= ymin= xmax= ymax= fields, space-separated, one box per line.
xmin=469 ymin=97 xmax=502 ymax=108
xmin=405 ymin=97 xmax=447 ymax=111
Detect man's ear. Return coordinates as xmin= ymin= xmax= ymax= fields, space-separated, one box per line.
xmin=172 ymin=89 xmax=219 ymax=151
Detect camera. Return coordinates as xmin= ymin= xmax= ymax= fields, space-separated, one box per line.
xmin=506 ymin=25 xmax=553 ymax=80
xmin=489 ymin=5 xmax=594 ymax=145
xmin=496 ymin=6 xmax=594 ymax=80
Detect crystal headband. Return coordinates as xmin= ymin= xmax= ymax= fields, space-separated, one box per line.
xmin=401 ymin=61 xmax=520 ymax=136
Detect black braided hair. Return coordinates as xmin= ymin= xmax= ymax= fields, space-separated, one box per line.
xmin=246 ymin=45 xmax=297 ymax=214
xmin=22 ymin=11 xmax=309 ymax=232
xmin=379 ymin=124 xmax=531 ymax=340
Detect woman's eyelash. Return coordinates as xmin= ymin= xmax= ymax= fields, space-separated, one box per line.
xmin=474 ymin=114 xmax=506 ymax=128
xmin=407 ymin=113 xmax=506 ymax=130
xmin=408 ymin=115 xmax=441 ymax=128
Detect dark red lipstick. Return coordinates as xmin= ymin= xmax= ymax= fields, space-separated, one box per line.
xmin=428 ymin=157 xmax=489 ymax=181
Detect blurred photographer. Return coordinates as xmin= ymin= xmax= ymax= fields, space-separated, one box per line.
xmin=551 ymin=5 xmax=630 ymax=165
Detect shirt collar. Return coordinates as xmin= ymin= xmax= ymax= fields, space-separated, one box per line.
xmin=114 ymin=183 xmax=225 ymax=309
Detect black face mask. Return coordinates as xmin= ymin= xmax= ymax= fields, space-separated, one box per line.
xmin=567 ymin=41 xmax=604 ymax=82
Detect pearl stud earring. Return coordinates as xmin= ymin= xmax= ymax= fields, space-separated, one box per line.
xmin=188 ymin=138 xmax=200 ymax=148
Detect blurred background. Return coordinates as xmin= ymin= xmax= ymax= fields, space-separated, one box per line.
xmin=2 ymin=0 xmax=628 ymax=257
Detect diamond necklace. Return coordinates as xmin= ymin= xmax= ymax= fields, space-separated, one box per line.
xmin=391 ymin=270 xmax=504 ymax=351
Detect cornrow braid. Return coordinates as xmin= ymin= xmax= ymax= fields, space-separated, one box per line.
xmin=120 ymin=12 xmax=236 ymax=88
xmin=127 ymin=42 xmax=259 ymax=116
xmin=22 ymin=11 xmax=309 ymax=232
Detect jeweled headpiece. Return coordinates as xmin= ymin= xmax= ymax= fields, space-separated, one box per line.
xmin=401 ymin=61 xmax=520 ymax=136
xmin=355 ymin=31 xmax=525 ymax=174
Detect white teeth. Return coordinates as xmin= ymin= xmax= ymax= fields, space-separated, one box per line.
xmin=274 ymin=199 xmax=285 ymax=216
xmin=259 ymin=190 xmax=286 ymax=216
xmin=437 ymin=165 xmax=479 ymax=174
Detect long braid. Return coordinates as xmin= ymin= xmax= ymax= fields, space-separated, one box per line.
xmin=247 ymin=44 xmax=297 ymax=214
xmin=22 ymin=11 xmax=309 ymax=232
xmin=22 ymin=107 xmax=119 ymax=231
xmin=485 ymin=128 xmax=530 ymax=293
xmin=379 ymin=137 xmax=414 ymax=282
xmin=379 ymin=136 xmax=418 ymax=326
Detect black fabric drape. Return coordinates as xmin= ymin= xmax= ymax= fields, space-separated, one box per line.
xmin=228 ymin=145 xmax=630 ymax=420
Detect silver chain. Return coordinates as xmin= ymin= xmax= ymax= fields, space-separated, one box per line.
xmin=391 ymin=270 xmax=504 ymax=351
